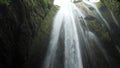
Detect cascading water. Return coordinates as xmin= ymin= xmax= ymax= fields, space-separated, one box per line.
xmin=43 ymin=0 xmax=119 ymax=68
xmin=43 ymin=2 xmax=84 ymax=68
xmin=83 ymin=0 xmax=111 ymax=30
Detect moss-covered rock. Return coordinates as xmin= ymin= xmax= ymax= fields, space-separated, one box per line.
xmin=0 ymin=0 xmax=56 ymax=68
xmin=0 ymin=0 xmax=12 ymax=5
xmin=87 ymin=19 xmax=110 ymax=42
xmin=100 ymin=0 xmax=120 ymax=20
xmin=27 ymin=6 xmax=58 ymax=68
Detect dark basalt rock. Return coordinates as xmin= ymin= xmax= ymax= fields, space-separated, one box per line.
xmin=89 ymin=7 xmax=94 ymax=10
xmin=99 ymin=5 xmax=107 ymax=11
xmin=85 ymin=15 xmax=96 ymax=20
xmin=0 ymin=0 xmax=54 ymax=68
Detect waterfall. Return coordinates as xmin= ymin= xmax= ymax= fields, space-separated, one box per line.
xmin=43 ymin=2 xmax=84 ymax=68
xmin=43 ymin=0 xmax=119 ymax=68
xmin=83 ymin=0 xmax=111 ymax=30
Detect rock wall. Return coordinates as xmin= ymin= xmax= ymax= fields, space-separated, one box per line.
xmin=101 ymin=0 xmax=120 ymax=18
xmin=0 ymin=0 xmax=57 ymax=68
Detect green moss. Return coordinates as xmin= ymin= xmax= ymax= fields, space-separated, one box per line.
xmin=24 ymin=0 xmax=37 ymax=7
xmin=43 ymin=0 xmax=48 ymax=5
xmin=41 ymin=6 xmax=58 ymax=34
xmin=103 ymin=0 xmax=120 ymax=13
xmin=31 ymin=0 xmax=36 ymax=6
xmin=103 ymin=0 xmax=120 ymax=22
xmin=0 ymin=0 xmax=12 ymax=5
xmin=87 ymin=19 xmax=110 ymax=41
xmin=106 ymin=0 xmax=119 ymax=9
xmin=96 ymin=2 xmax=103 ymax=8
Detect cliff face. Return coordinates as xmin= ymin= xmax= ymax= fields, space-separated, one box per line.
xmin=0 ymin=0 xmax=120 ymax=68
xmin=101 ymin=0 xmax=120 ymax=17
xmin=0 ymin=0 xmax=56 ymax=68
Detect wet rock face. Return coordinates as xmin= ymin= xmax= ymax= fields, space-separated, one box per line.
xmin=0 ymin=0 xmax=53 ymax=68
xmin=85 ymin=15 xmax=96 ymax=20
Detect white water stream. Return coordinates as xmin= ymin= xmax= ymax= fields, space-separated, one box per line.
xmin=43 ymin=0 xmax=119 ymax=68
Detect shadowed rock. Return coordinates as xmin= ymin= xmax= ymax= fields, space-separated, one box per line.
xmin=85 ymin=15 xmax=96 ymax=20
